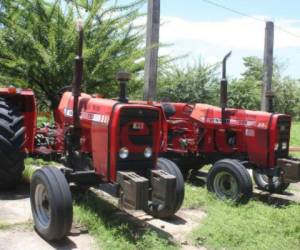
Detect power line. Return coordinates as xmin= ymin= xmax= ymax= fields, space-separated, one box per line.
xmin=201 ymin=0 xmax=300 ymax=39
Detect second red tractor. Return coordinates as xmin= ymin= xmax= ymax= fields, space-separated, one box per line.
xmin=155 ymin=52 xmax=300 ymax=203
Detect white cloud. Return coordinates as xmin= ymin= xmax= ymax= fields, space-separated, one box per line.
xmin=136 ymin=15 xmax=300 ymax=77
xmin=160 ymin=16 xmax=300 ymax=51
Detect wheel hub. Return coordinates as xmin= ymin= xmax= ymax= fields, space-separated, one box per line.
xmin=35 ymin=183 xmax=51 ymax=228
xmin=213 ymin=171 xmax=238 ymax=200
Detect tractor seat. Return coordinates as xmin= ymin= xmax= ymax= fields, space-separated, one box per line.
xmin=161 ymin=103 xmax=176 ymax=118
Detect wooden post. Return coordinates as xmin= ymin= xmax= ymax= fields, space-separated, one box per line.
xmin=143 ymin=0 xmax=160 ymax=101
xmin=261 ymin=21 xmax=275 ymax=112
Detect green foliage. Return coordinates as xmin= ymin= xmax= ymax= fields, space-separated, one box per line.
xmin=228 ymin=78 xmax=261 ymax=110
xmin=184 ymin=184 xmax=300 ymax=250
xmin=0 ymin=0 xmax=146 ymax=108
xmin=291 ymin=122 xmax=300 ymax=146
xmin=157 ymin=61 xmax=220 ymax=104
xmin=273 ymin=77 xmax=300 ymax=117
xmin=229 ymin=56 xmax=300 ymax=117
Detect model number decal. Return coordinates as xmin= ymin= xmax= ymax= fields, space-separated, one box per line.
xmin=205 ymin=118 xmax=256 ymax=127
xmin=64 ymin=108 xmax=109 ymax=124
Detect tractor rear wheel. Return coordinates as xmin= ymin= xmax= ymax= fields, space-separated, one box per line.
xmin=30 ymin=167 xmax=73 ymax=241
xmin=253 ymin=170 xmax=289 ymax=193
xmin=207 ymin=159 xmax=253 ymax=203
xmin=150 ymin=157 xmax=185 ymax=218
xmin=0 ymin=97 xmax=25 ymax=189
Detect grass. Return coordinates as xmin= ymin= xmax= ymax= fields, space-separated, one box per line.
xmin=184 ymin=184 xmax=300 ymax=250
xmin=183 ymin=121 xmax=300 ymax=249
xmin=290 ymin=121 xmax=300 ymax=157
xmin=0 ymin=221 xmax=10 ymax=230
xmin=74 ymin=193 xmax=178 ymax=250
xmin=290 ymin=121 xmax=300 ymax=147
xmin=23 ymin=158 xmax=56 ymax=182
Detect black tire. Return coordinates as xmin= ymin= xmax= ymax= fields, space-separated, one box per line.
xmin=207 ymin=159 xmax=253 ymax=204
xmin=30 ymin=167 xmax=73 ymax=241
xmin=0 ymin=97 xmax=25 ymax=189
xmin=253 ymin=169 xmax=289 ymax=193
xmin=149 ymin=157 xmax=184 ymax=218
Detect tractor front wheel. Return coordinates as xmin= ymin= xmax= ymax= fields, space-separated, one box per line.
xmin=207 ymin=159 xmax=253 ymax=203
xmin=253 ymin=169 xmax=289 ymax=193
xmin=30 ymin=167 xmax=73 ymax=241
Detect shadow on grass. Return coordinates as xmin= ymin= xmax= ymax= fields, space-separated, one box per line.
xmin=252 ymin=191 xmax=296 ymax=208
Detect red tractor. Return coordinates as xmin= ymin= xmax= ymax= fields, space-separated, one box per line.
xmin=156 ymin=52 xmax=300 ymax=203
xmin=0 ymin=23 xmax=184 ymax=240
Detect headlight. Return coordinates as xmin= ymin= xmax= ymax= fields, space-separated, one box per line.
xmin=144 ymin=147 xmax=152 ymax=158
xmin=119 ymin=147 xmax=129 ymax=159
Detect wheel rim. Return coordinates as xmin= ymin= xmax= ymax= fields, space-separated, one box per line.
xmin=213 ymin=171 xmax=239 ymax=200
xmin=34 ymin=183 xmax=51 ymax=228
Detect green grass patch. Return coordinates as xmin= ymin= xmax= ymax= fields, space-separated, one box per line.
xmin=184 ymin=184 xmax=300 ymax=250
xmin=0 ymin=221 xmax=10 ymax=230
xmin=290 ymin=121 xmax=300 ymax=146
xmin=74 ymin=193 xmax=178 ymax=250
xmin=23 ymin=158 xmax=56 ymax=181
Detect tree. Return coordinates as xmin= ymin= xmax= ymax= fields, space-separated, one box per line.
xmin=157 ymin=61 xmax=220 ymax=104
xmin=230 ymin=56 xmax=300 ymax=118
xmin=0 ymin=0 xmax=145 ymax=109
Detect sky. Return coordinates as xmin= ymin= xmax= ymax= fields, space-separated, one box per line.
xmin=120 ymin=0 xmax=300 ymax=78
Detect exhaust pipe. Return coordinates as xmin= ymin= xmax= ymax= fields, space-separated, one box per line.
xmin=220 ymin=51 xmax=232 ymax=122
xmin=117 ymin=71 xmax=131 ymax=103
xmin=72 ymin=19 xmax=84 ymax=149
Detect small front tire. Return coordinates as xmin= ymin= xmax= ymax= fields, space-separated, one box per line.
xmin=207 ymin=159 xmax=253 ymax=204
xmin=30 ymin=167 xmax=73 ymax=241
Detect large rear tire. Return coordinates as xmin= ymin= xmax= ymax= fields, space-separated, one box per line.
xmin=0 ymin=97 xmax=25 ymax=189
xmin=207 ymin=159 xmax=252 ymax=204
xmin=149 ymin=157 xmax=184 ymax=218
xmin=30 ymin=167 xmax=73 ymax=241
xmin=253 ymin=169 xmax=289 ymax=193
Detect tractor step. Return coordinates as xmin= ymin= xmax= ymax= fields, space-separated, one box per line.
xmin=117 ymin=171 xmax=149 ymax=210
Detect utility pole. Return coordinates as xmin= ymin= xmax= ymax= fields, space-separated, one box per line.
xmin=261 ymin=21 xmax=275 ymax=112
xmin=143 ymin=0 xmax=160 ymax=101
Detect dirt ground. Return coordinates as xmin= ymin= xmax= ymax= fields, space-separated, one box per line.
xmin=0 ymin=184 xmax=95 ymax=250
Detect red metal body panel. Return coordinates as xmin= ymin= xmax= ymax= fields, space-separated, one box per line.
xmin=57 ymin=92 xmax=162 ymax=182
xmin=158 ymin=102 xmax=291 ymax=169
